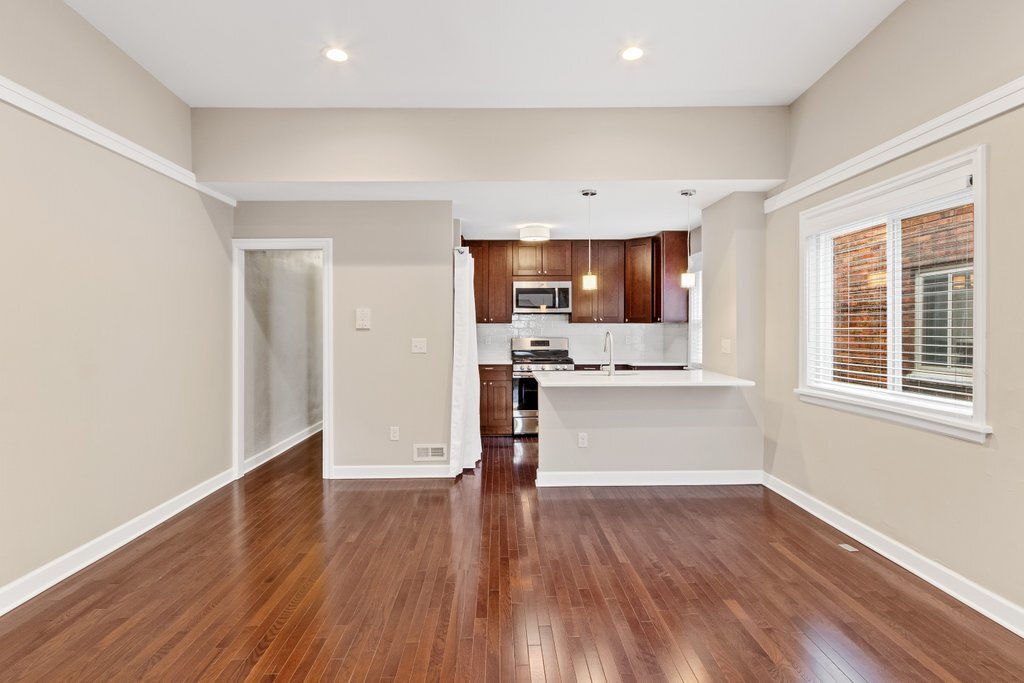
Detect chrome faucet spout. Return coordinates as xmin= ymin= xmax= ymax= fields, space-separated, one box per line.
xmin=603 ymin=331 xmax=615 ymax=376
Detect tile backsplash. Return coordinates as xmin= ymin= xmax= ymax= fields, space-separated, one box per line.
xmin=478 ymin=315 xmax=688 ymax=364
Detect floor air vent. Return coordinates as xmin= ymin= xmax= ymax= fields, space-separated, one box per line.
xmin=414 ymin=444 xmax=447 ymax=462
xmin=838 ymin=543 xmax=859 ymax=552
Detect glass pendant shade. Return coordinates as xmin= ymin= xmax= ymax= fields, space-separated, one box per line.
xmin=582 ymin=273 xmax=598 ymax=291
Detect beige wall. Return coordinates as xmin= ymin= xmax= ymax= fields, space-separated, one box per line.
xmin=191 ymin=106 xmax=789 ymax=183
xmin=700 ymin=192 xmax=766 ymax=465
xmin=0 ymin=103 xmax=233 ymax=586
xmin=0 ymin=0 xmax=193 ymax=168
xmin=782 ymin=0 xmax=1024 ymax=189
xmin=244 ymin=250 xmax=323 ymax=459
xmin=763 ymin=0 xmax=1024 ymax=607
xmin=233 ymin=202 xmax=454 ymax=470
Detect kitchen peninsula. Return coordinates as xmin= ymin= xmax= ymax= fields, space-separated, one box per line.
xmin=533 ymin=369 xmax=761 ymax=487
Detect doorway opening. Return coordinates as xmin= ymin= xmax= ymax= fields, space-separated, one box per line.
xmin=232 ymin=239 xmax=334 ymax=480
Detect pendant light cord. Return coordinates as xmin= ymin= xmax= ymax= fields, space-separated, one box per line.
xmin=587 ymin=195 xmax=593 ymax=273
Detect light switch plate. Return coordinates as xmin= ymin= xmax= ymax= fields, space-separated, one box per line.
xmin=577 ymin=432 xmax=588 ymax=448
xmin=721 ymin=338 xmax=732 ymax=354
xmin=355 ymin=308 xmax=372 ymax=330
xmin=411 ymin=338 xmax=428 ymax=354
xmin=389 ymin=426 xmax=400 ymax=441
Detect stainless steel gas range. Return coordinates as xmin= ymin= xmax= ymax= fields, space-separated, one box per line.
xmin=511 ymin=337 xmax=575 ymax=435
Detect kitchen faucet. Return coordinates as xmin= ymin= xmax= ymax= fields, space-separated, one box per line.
xmin=603 ymin=331 xmax=615 ymax=376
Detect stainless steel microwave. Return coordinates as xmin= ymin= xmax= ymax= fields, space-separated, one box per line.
xmin=512 ymin=281 xmax=572 ymax=314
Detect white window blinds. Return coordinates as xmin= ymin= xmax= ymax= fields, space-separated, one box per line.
xmin=808 ymin=196 xmax=975 ymax=405
xmin=798 ymin=147 xmax=990 ymax=442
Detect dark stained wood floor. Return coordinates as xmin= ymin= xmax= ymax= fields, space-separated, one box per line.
xmin=1 ymin=434 xmax=1022 ymax=681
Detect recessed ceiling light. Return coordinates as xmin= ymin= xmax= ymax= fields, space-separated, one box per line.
xmin=620 ymin=46 xmax=644 ymax=62
xmin=323 ymin=47 xmax=349 ymax=63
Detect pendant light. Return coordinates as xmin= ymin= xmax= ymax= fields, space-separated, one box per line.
xmin=581 ymin=189 xmax=598 ymax=291
xmin=680 ymin=189 xmax=697 ymax=288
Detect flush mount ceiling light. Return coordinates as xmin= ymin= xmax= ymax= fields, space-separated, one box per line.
xmin=680 ymin=189 xmax=697 ymax=288
xmin=620 ymin=46 xmax=644 ymax=61
xmin=519 ymin=224 xmax=551 ymax=242
xmin=323 ymin=47 xmax=349 ymax=62
xmin=581 ymin=189 xmax=598 ymax=291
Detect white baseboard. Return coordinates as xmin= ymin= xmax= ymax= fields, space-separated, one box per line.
xmin=763 ymin=474 xmax=1024 ymax=639
xmin=243 ymin=422 xmax=323 ymax=474
xmin=330 ymin=464 xmax=451 ymax=479
xmin=0 ymin=467 xmax=234 ymax=619
xmin=535 ymin=469 xmax=764 ymax=488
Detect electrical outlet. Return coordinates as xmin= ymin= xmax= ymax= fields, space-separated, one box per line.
xmin=389 ymin=426 xmax=400 ymax=441
xmin=721 ymin=338 xmax=732 ymax=354
xmin=577 ymin=432 xmax=588 ymax=448
xmin=411 ymin=338 xmax=427 ymax=354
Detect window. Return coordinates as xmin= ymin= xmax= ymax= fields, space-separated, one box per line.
xmin=798 ymin=147 xmax=990 ymax=442
xmin=688 ymin=252 xmax=703 ymax=367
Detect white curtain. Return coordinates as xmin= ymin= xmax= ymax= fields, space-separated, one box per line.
xmin=449 ymin=249 xmax=483 ymax=476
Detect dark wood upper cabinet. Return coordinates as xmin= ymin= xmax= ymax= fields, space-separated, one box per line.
xmin=655 ymin=231 xmax=690 ymax=323
xmin=468 ymin=241 xmax=489 ymax=323
xmin=624 ymin=237 xmax=654 ymax=323
xmin=513 ymin=243 xmax=543 ymax=276
xmin=513 ymin=241 xmax=572 ymax=277
xmin=465 ymin=240 xmax=512 ymax=323
xmin=541 ymin=241 xmax=572 ymax=276
xmin=623 ymin=232 xmax=690 ymax=323
xmin=486 ymin=241 xmax=513 ymax=323
xmin=571 ymin=240 xmax=624 ymax=323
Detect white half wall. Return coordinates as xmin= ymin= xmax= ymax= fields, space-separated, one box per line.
xmin=536 ymin=386 xmax=763 ymax=479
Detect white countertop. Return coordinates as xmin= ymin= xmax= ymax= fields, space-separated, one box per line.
xmin=477 ymin=357 xmax=686 ymax=367
xmin=572 ymin=360 xmax=687 ymax=367
xmin=533 ymin=369 xmax=755 ymax=388
xmin=477 ymin=358 xmax=512 ymax=366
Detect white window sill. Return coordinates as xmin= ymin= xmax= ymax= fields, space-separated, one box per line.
xmin=906 ymin=371 xmax=973 ymax=387
xmin=794 ymin=387 xmax=992 ymax=444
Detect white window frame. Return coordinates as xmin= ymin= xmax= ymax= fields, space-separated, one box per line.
xmin=687 ymin=252 xmax=703 ymax=368
xmin=797 ymin=146 xmax=991 ymax=443
xmin=911 ymin=265 xmax=974 ymax=384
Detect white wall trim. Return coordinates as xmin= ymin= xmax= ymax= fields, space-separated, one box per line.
xmin=232 ymin=239 xmax=335 ymax=481
xmin=765 ymin=73 xmax=1024 ymax=213
xmin=331 ymin=465 xmax=452 ymax=479
xmin=0 ymin=467 xmax=233 ymax=619
xmin=0 ymin=74 xmax=236 ymax=207
xmin=535 ymin=469 xmax=764 ymax=488
xmin=243 ymin=422 xmax=323 ymax=474
xmin=795 ymin=388 xmax=991 ymax=444
xmin=763 ymin=474 xmax=1024 ymax=640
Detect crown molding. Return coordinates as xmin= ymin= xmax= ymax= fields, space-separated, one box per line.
xmin=0 ymin=74 xmax=235 ymax=206
xmin=765 ymin=74 xmax=1024 ymax=213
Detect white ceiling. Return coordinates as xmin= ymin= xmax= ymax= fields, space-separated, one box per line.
xmin=207 ymin=180 xmax=781 ymax=238
xmin=65 ymin=0 xmax=902 ymax=108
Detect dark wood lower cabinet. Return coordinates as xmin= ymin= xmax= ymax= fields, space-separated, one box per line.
xmin=479 ymin=365 xmax=513 ymax=435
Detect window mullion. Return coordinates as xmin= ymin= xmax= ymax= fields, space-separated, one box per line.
xmin=888 ymin=217 xmax=903 ymax=393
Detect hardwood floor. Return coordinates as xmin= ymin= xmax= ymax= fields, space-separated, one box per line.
xmin=1 ymin=435 xmax=1022 ymax=681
